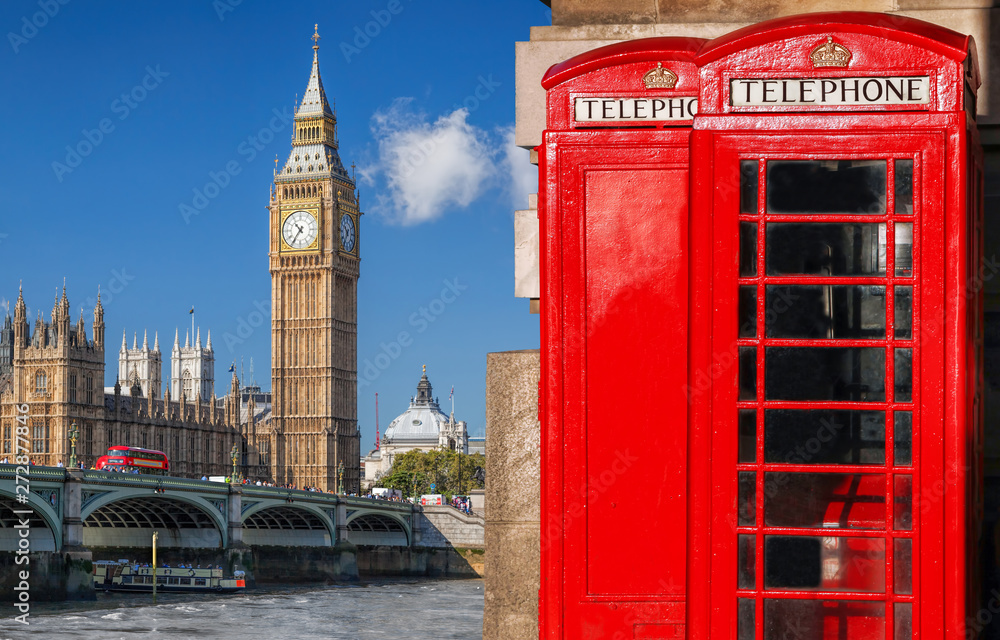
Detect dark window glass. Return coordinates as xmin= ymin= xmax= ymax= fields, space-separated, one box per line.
xmin=894 ymin=412 xmax=912 ymax=466
xmin=738 ymin=535 xmax=755 ymax=589
xmin=895 ymin=603 xmax=913 ymax=640
xmin=739 ymin=410 xmax=756 ymax=463
xmin=895 ymin=349 xmax=912 ymax=403
xmin=894 ymin=538 xmax=912 ymax=594
xmin=741 ymin=222 xmax=758 ymax=277
xmin=764 ymin=599 xmax=886 ymax=640
xmin=740 ymin=347 xmax=757 ymax=400
xmin=765 ymin=285 xmax=885 ymax=339
xmin=894 ymin=286 xmax=913 ymax=339
xmin=764 ymin=473 xmax=885 ymax=529
xmin=740 ymin=286 xmax=757 ymax=338
xmin=739 ymin=472 xmax=756 ymax=526
xmin=894 ymin=474 xmax=912 ymax=531
xmin=895 ymin=159 xmax=914 ymax=215
xmin=741 ymin=160 xmax=759 ymax=214
xmin=738 ymin=599 xmax=755 ymax=640
xmin=764 ymin=409 xmax=885 ymax=465
xmin=766 ymin=160 xmax=886 ymax=214
xmin=766 ymin=223 xmax=883 ymax=276
xmin=766 ymin=536 xmax=885 ymax=592
xmin=765 ymin=347 xmax=885 ymax=402
xmin=765 ymin=536 xmax=821 ymax=589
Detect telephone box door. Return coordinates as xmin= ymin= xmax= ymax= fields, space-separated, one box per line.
xmin=541 ymin=128 xmax=692 ymax=639
xmin=692 ymin=126 xmax=954 ymax=640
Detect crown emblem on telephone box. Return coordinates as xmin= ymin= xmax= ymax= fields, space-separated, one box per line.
xmin=642 ymin=63 xmax=678 ymax=89
xmin=810 ymin=36 xmax=852 ymax=68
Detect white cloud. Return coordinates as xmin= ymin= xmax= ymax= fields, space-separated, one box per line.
xmin=500 ymin=126 xmax=537 ymax=211
xmin=364 ymin=98 xmax=497 ymax=226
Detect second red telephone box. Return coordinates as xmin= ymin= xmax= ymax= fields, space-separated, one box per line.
xmin=690 ymin=13 xmax=983 ymax=640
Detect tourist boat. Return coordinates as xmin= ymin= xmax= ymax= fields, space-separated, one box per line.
xmin=93 ymin=560 xmax=246 ymax=593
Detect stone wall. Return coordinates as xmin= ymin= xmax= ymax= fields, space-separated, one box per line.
xmin=414 ymin=505 xmax=485 ymax=549
xmin=356 ymin=546 xmax=484 ymax=578
xmin=483 ymin=350 xmax=540 ymax=640
xmin=0 ymin=550 xmax=93 ymax=602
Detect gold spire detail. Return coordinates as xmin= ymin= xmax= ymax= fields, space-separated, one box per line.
xmin=312 ymin=24 xmax=320 ymax=51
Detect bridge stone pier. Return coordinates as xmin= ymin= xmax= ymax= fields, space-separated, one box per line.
xmin=0 ymin=466 xmax=480 ymax=600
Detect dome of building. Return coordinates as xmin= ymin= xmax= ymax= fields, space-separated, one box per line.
xmin=383 ymin=368 xmax=450 ymax=442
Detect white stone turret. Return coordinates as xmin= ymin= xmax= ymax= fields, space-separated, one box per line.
xmin=170 ymin=325 xmax=214 ymax=402
xmin=118 ymin=327 xmax=162 ymax=399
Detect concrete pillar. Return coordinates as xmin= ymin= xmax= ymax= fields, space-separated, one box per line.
xmin=227 ymin=484 xmax=242 ymax=547
xmin=483 ymin=350 xmax=541 ymax=640
xmin=62 ymin=469 xmax=84 ymax=549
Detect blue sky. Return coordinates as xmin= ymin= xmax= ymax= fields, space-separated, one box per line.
xmin=0 ymin=1 xmax=549 ymax=447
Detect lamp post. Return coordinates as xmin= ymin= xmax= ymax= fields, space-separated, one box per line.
xmin=230 ymin=444 xmax=239 ymax=484
xmin=68 ymin=421 xmax=79 ymax=469
xmin=337 ymin=461 xmax=344 ymax=494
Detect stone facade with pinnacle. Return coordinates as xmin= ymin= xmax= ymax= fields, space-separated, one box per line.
xmin=0 ymin=284 xmax=265 ymax=479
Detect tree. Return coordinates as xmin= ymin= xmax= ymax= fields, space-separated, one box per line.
xmin=379 ymin=449 xmax=485 ymax=499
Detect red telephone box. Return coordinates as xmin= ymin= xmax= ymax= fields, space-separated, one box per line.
xmin=539 ymin=38 xmax=704 ymax=640
xmin=539 ymin=12 xmax=983 ymax=640
xmin=690 ymin=14 xmax=982 ymax=640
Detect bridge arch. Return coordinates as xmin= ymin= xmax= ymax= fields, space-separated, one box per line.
xmin=241 ymin=502 xmax=335 ymax=546
xmin=346 ymin=511 xmax=409 ymax=546
xmin=0 ymin=490 xmax=60 ymax=552
xmin=82 ymin=492 xmax=227 ymax=548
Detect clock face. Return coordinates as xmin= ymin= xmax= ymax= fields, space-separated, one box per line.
xmin=340 ymin=214 xmax=356 ymax=252
xmin=282 ymin=210 xmax=318 ymax=250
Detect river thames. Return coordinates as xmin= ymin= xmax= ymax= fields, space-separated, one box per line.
xmin=0 ymin=578 xmax=484 ymax=639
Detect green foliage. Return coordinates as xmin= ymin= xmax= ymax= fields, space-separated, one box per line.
xmin=379 ymin=449 xmax=484 ymax=499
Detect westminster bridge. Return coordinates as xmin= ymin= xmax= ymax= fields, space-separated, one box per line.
xmin=0 ymin=466 xmax=485 ymax=599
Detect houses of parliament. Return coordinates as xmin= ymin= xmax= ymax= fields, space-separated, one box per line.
xmin=0 ymin=27 xmax=362 ymax=492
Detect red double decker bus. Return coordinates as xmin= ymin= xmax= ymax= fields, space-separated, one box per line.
xmin=96 ymin=446 xmax=169 ymax=475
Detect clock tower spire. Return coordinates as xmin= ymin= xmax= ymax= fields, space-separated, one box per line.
xmin=269 ymin=25 xmax=362 ymax=492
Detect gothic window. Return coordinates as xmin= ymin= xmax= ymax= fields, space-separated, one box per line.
xmin=283 ymin=188 xmax=288 ymax=198
xmin=2 ymin=425 xmax=10 ymax=454
xmin=141 ymin=432 xmax=147 ymax=449
xmin=449 ymin=439 xmax=456 ymax=451
xmin=158 ymin=434 xmax=164 ymax=452
xmin=106 ymin=427 xmax=113 ymax=448
xmin=182 ymin=370 xmax=193 ymax=400
xmin=84 ymin=423 xmax=92 ymax=457
xmin=205 ymin=436 xmax=211 ymax=464
xmin=86 ymin=374 xmax=93 ymax=404
xmin=31 ymin=419 xmax=48 ymax=454
xmin=174 ymin=435 xmax=179 ymax=458
xmin=69 ymin=373 xmax=77 ymax=403
xmin=34 ymin=370 xmax=47 ymax=394
xmin=318 ymin=185 xmax=322 ymax=195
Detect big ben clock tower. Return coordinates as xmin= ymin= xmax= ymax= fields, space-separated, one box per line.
xmin=270 ymin=26 xmax=361 ymax=492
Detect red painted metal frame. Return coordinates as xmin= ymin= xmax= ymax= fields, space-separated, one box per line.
xmin=539 ymin=12 xmax=982 ymax=640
